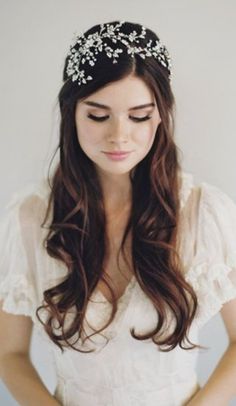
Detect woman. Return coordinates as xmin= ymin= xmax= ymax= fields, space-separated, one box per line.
xmin=0 ymin=20 xmax=236 ymax=406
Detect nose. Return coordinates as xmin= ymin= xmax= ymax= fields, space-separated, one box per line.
xmin=107 ymin=117 xmax=129 ymax=143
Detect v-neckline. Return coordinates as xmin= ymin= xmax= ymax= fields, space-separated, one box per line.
xmin=94 ymin=274 xmax=136 ymax=305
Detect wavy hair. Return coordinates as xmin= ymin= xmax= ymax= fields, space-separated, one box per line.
xmin=36 ymin=20 xmax=205 ymax=354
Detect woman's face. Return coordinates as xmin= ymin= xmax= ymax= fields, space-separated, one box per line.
xmin=75 ymin=74 xmax=162 ymax=176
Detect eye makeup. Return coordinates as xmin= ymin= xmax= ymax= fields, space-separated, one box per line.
xmin=87 ymin=113 xmax=152 ymax=122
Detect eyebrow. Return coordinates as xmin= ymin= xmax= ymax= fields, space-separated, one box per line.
xmin=83 ymin=101 xmax=155 ymax=111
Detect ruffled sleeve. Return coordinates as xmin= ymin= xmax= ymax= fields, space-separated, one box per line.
xmin=0 ymin=180 xmax=50 ymax=320
xmin=185 ymin=181 xmax=236 ymax=328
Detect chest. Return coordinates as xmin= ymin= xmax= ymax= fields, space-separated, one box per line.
xmin=96 ymin=229 xmax=134 ymax=303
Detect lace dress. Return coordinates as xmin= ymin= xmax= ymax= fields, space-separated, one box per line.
xmin=0 ymin=170 xmax=236 ymax=406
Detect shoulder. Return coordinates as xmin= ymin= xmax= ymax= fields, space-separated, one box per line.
xmin=4 ymin=177 xmax=51 ymax=209
xmin=179 ymin=170 xmax=236 ymax=223
xmin=179 ymin=170 xmax=236 ymax=262
xmin=3 ymin=178 xmax=51 ymax=229
xmin=198 ymin=179 xmax=236 ymax=218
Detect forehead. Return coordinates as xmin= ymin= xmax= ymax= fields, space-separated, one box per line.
xmin=78 ymin=75 xmax=156 ymax=111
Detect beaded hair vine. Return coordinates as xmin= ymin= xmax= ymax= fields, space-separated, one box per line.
xmin=65 ymin=20 xmax=172 ymax=86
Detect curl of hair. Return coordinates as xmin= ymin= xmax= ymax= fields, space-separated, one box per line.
xmin=36 ymin=21 xmax=207 ymax=354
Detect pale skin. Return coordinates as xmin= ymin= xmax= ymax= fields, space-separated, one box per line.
xmin=0 ymin=73 xmax=236 ymax=404
xmin=0 ymin=304 xmax=60 ymax=405
xmin=74 ymin=73 xmax=162 ymax=217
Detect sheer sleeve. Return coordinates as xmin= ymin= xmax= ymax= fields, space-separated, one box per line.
xmin=0 ymin=181 xmax=50 ymax=320
xmin=185 ymin=181 xmax=236 ymax=327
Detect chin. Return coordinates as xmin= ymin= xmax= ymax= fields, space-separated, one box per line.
xmin=96 ymin=163 xmax=135 ymax=176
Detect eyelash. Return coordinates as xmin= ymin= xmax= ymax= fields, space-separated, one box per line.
xmin=87 ymin=113 xmax=152 ymax=122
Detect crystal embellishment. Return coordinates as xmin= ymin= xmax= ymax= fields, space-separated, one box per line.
xmin=65 ymin=21 xmax=172 ymax=86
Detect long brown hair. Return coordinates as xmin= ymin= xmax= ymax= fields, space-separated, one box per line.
xmin=36 ymin=20 xmax=204 ymax=354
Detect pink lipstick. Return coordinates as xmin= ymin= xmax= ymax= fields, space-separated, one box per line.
xmin=103 ymin=151 xmax=132 ymax=161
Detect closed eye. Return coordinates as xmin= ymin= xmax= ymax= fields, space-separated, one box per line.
xmin=87 ymin=114 xmax=152 ymax=122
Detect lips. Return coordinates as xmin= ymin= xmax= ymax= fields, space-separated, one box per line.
xmin=103 ymin=151 xmax=132 ymax=161
xmin=103 ymin=151 xmax=131 ymax=155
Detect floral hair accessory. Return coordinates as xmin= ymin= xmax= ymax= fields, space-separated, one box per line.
xmin=65 ymin=21 xmax=172 ymax=86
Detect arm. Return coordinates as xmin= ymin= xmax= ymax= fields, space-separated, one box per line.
xmin=0 ymin=301 xmax=61 ymax=406
xmin=186 ymin=298 xmax=236 ymax=406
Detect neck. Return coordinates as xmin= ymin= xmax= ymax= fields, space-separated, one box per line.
xmin=97 ymin=169 xmax=133 ymax=217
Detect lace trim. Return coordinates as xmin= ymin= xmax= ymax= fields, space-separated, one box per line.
xmin=0 ymin=273 xmax=36 ymax=320
xmin=92 ymin=275 xmax=135 ymax=304
xmin=85 ymin=276 xmax=137 ymax=341
xmin=185 ymin=256 xmax=236 ymax=326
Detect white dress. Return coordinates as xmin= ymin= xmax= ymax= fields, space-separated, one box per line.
xmin=0 ymin=170 xmax=236 ymax=406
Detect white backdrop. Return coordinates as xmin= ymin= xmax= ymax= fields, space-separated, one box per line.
xmin=0 ymin=0 xmax=236 ymax=404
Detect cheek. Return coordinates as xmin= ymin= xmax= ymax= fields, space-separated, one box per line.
xmin=135 ymin=120 xmax=159 ymax=147
xmin=76 ymin=120 xmax=103 ymax=148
